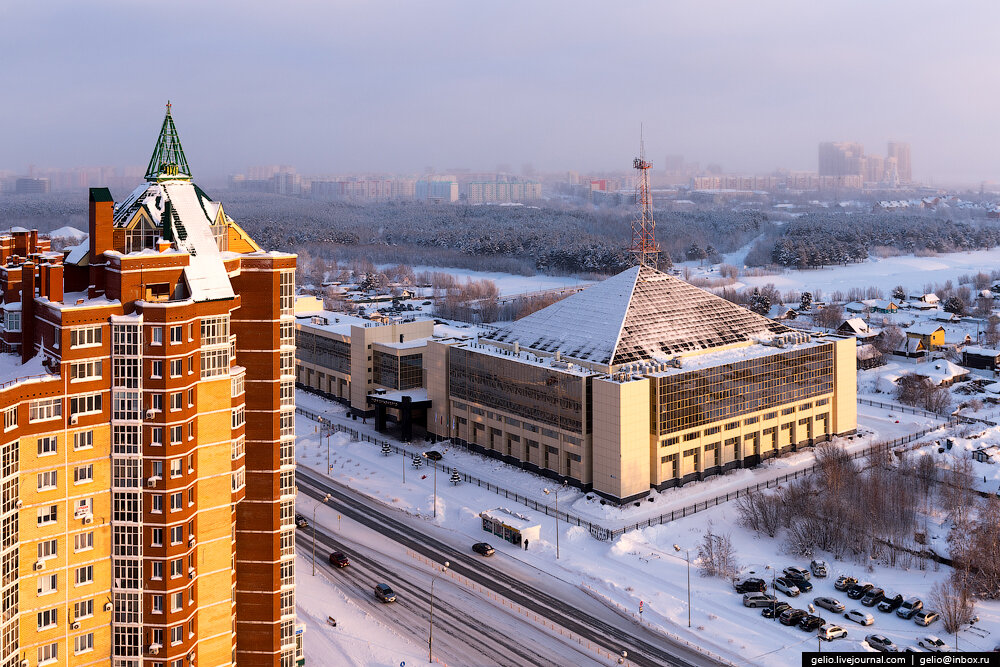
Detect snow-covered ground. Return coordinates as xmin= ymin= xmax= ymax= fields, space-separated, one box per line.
xmin=48 ymin=225 xmax=87 ymax=240
xmin=386 ymin=264 xmax=594 ymax=297
xmin=295 ymin=390 xmax=1000 ymax=664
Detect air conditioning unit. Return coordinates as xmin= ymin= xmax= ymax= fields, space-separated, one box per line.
xmin=33 ymin=560 xmax=44 ymax=571
xmin=147 ymin=477 xmax=157 ymax=488
xmin=14 ymin=499 xmax=22 ymax=509
xmin=104 ymin=601 xmax=113 ymax=612
xmin=188 ymin=651 xmax=196 ymax=661
xmin=149 ymin=644 xmax=160 ymax=655
xmin=70 ymin=414 xmax=78 ymax=425
xmin=20 ymin=660 xmax=28 ymax=667
xmin=145 ymin=409 xmax=155 ymax=420
xmin=82 ymin=515 xmax=93 ymax=524
xmin=71 ymin=621 xmax=80 ymax=630
xmin=188 ymin=535 xmax=196 ymax=547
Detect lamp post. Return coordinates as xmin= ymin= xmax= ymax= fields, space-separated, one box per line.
xmin=423 ymin=453 xmax=437 ymax=518
xmin=673 ymin=544 xmax=691 ymax=628
xmin=543 ymin=481 xmax=567 ymax=559
xmin=428 ymin=560 xmax=450 ymax=664
xmin=617 ymin=650 xmax=628 ymax=666
xmin=311 ymin=493 xmax=330 ymax=576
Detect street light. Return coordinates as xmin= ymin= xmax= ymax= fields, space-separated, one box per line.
xmin=543 ymin=481 xmax=567 ymax=559
xmin=423 ymin=452 xmax=438 ymax=518
xmin=617 ymin=650 xmax=628 ymax=666
xmin=428 ymin=560 xmax=450 ymax=663
xmin=311 ymin=493 xmax=331 ymax=576
xmin=673 ymin=544 xmax=691 ymax=628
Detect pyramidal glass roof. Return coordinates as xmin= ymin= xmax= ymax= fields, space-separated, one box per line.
xmin=484 ymin=265 xmax=792 ymax=367
xmin=145 ymin=102 xmax=191 ymax=182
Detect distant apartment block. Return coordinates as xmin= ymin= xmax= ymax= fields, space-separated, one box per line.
xmin=466 ymin=179 xmax=542 ymax=204
xmin=14 ymin=177 xmax=50 ymax=194
xmin=311 ymin=178 xmax=417 ymax=202
xmin=416 ymin=177 xmax=459 ymax=203
xmin=887 ymin=141 xmax=912 ymax=183
xmin=818 ymin=140 xmax=912 ymax=186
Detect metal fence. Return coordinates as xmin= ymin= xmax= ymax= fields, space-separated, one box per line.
xmin=858 ymin=397 xmax=997 ymax=426
xmin=296 ymin=406 xmax=955 ymax=541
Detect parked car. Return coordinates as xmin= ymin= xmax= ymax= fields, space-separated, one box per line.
xmin=814 ymin=597 xmax=845 ymax=613
xmin=374 ymin=583 xmax=396 ymax=603
xmin=861 ymin=587 xmax=885 ymax=607
xmin=783 ymin=566 xmax=811 ymax=581
xmin=734 ymin=577 xmax=767 ymax=594
xmin=810 ymin=560 xmax=829 ymax=577
xmin=472 ymin=542 xmax=495 ymax=557
xmin=423 ymin=450 xmax=443 ymax=461
xmin=779 ymin=608 xmax=809 ymax=626
xmin=798 ymin=615 xmax=826 ymax=631
xmin=844 ymin=609 xmax=874 ymax=626
xmin=896 ymin=598 xmax=923 ymax=620
xmin=918 ymin=635 xmax=949 ymax=652
xmin=295 ymin=514 xmax=308 ymax=528
xmin=846 ymin=582 xmax=874 ymax=600
xmin=785 ymin=574 xmax=813 ymax=593
xmin=422 ymin=301 xmax=432 ymax=306
xmin=761 ymin=602 xmax=792 ymax=619
xmin=774 ymin=578 xmax=800 ymax=597
xmin=877 ymin=593 xmax=903 ymax=613
xmin=328 ymin=552 xmax=350 ymax=568
xmin=914 ymin=610 xmax=940 ymax=627
xmin=865 ymin=634 xmax=898 ymax=652
xmin=742 ymin=593 xmax=778 ymax=608
xmin=903 ymin=646 xmax=928 ymax=653
xmin=818 ymin=624 xmax=848 ymax=641
xmin=834 ymin=575 xmax=858 ymax=591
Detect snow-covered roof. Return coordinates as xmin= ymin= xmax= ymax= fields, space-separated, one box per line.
xmin=964 ymin=347 xmax=1000 ymax=358
xmin=49 ymin=226 xmax=87 ymax=240
xmin=844 ymin=301 xmax=867 ymax=312
xmin=484 ymin=265 xmax=791 ymax=367
xmin=162 ymin=181 xmax=235 ymax=302
xmin=839 ymin=318 xmax=869 ymax=334
xmin=908 ymin=323 xmax=944 ymax=336
xmin=64 ymin=242 xmax=88 ymax=266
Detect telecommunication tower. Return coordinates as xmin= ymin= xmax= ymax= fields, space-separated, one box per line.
xmin=631 ymin=130 xmax=660 ymax=268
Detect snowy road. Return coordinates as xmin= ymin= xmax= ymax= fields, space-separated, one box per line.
xmin=297 ymin=465 xmax=720 ymax=667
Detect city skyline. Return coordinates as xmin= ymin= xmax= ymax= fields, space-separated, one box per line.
xmin=3 ymin=1 xmax=1000 ymax=185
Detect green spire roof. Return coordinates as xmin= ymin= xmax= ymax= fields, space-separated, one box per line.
xmin=145 ymin=101 xmax=191 ymax=182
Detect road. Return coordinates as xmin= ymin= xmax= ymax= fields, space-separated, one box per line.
xmin=297 ymin=465 xmax=720 ymax=667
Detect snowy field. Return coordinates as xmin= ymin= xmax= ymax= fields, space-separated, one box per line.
xmin=294 ymin=390 xmax=1000 ymax=664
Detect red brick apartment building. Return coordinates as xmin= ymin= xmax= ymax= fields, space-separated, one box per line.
xmin=0 ymin=106 xmax=297 ymax=667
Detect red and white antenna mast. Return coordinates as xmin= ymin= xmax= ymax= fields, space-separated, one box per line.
xmin=631 ymin=127 xmax=659 ymax=268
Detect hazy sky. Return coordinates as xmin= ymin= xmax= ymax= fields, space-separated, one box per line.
xmin=3 ymin=1 xmax=999 ymax=184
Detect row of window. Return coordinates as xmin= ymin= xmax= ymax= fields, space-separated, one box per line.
xmin=149 ymin=488 xmax=196 ymax=513
xmin=37 ymin=498 xmax=93 ymax=525
xmin=35 ymin=565 xmax=95 ymax=598
xmin=660 ymin=404 xmax=821 ymax=447
xmin=36 ymin=632 xmax=96 ymax=664
xmin=150 ymin=521 xmax=194 ymax=547
xmin=148 ymin=455 xmax=195 ymax=480
xmin=36 ymin=532 xmax=94 ymax=561
xmin=36 ymin=465 xmax=93 ymax=490
xmin=150 ymin=553 xmax=196 ymax=580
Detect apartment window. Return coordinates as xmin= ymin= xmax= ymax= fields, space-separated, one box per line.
xmin=151 ymin=460 xmax=163 ymax=479
xmin=170 ymin=492 xmax=183 ymax=512
xmin=151 ymin=360 xmax=163 ymax=378
xmin=172 ymin=591 xmax=183 ymax=611
xmin=73 ymin=430 xmax=93 ymax=450
xmin=280 ymin=350 xmax=294 ymax=375
xmin=74 ymin=532 xmax=93 ymax=552
xmin=75 ymin=565 xmax=94 ymax=586
xmin=37 ymin=435 xmax=57 ymax=456
xmin=151 ymin=326 xmax=163 ymax=345
xmin=70 ymin=325 xmax=102 ymax=348
xmin=170 ymin=559 xmax=183 ymax=578
xmin=151 ymin=528 xmax=163 ymax=546
xmin=187 ymin=388 xmax=194 ymax=407
xmin=683 ymin=432 xmax=699 ymax=441
xmin=187 ymin=453 xmax=194 ymax=472
xmin=188 ymin=488 xmax=194 ymax=506
xmin=4 ymin=310 xmax=20 ymax=332
xmin=37 ymin=470 xmax=58 ymax=490
xmin=151 ymin=393 xmax=163 ymax=411
xmin=152 ymin=594 xmax=163 ymax=613
xmin=170 ymin=392 xmax=182 ymax=411
xmin=74 ymin=599 xmax=94 ymax=619
xmin=170 ymin=325 xmax=183 ymax=344
xmin=170 ymin=625 xmax=183 ymax=644
xmin=170 ymin=458 xmax=182 ymax=478
xmin=782 ymin=406 xmax=796 ymax=415
xmin=188 ymin=355 xmax=194 ymax=374
xmin=70 ymin=360 xmax=102 ymax=381
xmin=30 ymin=398 xmax=62 ymax=422
xmin=151 ymin=427 xmax=164 ymax=446
xmin=280 ymin=320 xmax=294 ymax=346
xmin=37 ymin=607 xmax=58 ymax=630
xmin=73 ymin=632 xmax=94 ymax=655
xmin=152 ymin=561 xmax=163 ymax=579
xmin=74 ymin=464 xmax=94 ymax=484
xmin=151 ymin=495 xmax=163 ymax=513
xmin=74 ymin=498 xmax=92 ymax=518
xmin=744 ymin=416 xmax=759 ymax=425
xmin=170 ymin=425 xmax=183 ymax=444
xmin=280 ymin=380 xmax=294 ymax=407
xmin=37 ymin=643 xmax=58 ymax=665
xmin=279 ymin=270 xmax=294 ymax=314
xmin=231 ymin=374 xmax=244 ymax=397
xmin=187 ymin=421 xmax=193 ymax=440
xmin=232 ymin=406 xmax=245 ymax=429
xmin=37 ymin=539 xmax=57 ymax=560
xmin=170 ymin=526 xmax=183 ymax=545
xmin=69 ymin=392 xmax=102 ymax=416
xmin=202 ymin=349 xmax=231 ymax=378
xmin=37 ymin=505 xmax=57 ymax=525
xmin=799 ymin=402 xmax=813 ymax=411
xmin=37 ymin=573 xmax=57 ymax=596
xmin=816 ymin=398 xmax=829 ymax=407
xmin=232 ymin=435 xmax=245 ymax=460
xmin=3 ymin=406 xmax=16 ymax=431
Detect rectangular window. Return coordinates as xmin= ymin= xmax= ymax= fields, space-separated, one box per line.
xmin=151 ymin=495 xmax=163 ymax=513
xmin=170 ymin=559 xmax=183 ymax=579
xmin=152 ymin=595 xmax=163 ymax=613
xmin=171 ymin=625 xmax=183 ymax=644
xmin=170 ymin=392 xmax=182 ymax=410
xmin=37 ymin=505 xmax=57 ymax=526
xmin=799 ymin=403 xmax=813 ymax=411
xmin=151 ymin=427 xmax=164 ymax=446
xmin=37 ymin=607 xmax=58 ymax=630
xmin=725 ymin=421 xmax=739 ymax=430
xmin=37 ymin=470 xmax=57 ymax=490
xmin=782 ymin=407 xmax=796 ymax=415
xmin=74 ymin=599 xmax=94 ymax=619
xmin=187 ymin=388 xmax=194 ymax=407
xmin=816 ymin=398 xmax=829 ymax=407
xmin=170 ymin=458 xmax=182 ymax=478
xmin=74 ymin=464 xmax=94 ymax=484
xmin=200 ymin=348 xmax=230 ymax=378
xmin=170 ymin=492 xmax=183 ymax=512
xmin=151 ymin=326 xmax=163 ymax=345
xmin=764 ymin=412 xmax=777 ymax=420
xmin=75 ymin=565 xmax=94 ymax=586
xmin=70 ymin=360 xmax=102 ymax=381
xmin=69 ymin=392 xmax=102 ymax=416
xmin=151 ymin=528 xmax=163 ymax=546
xmin=170 ymin=325 xmax=183 ymax=344
xmin=170 ymin=526 xmax=183 ymax=545
xmin=4 ymin=310 xmax=20 ymax=333
xmin=37 ymin=539 xmax=57 ymax=560
xmin=744 ymin=416 xmax=759 ymax=425
xmin=29 ymin=398 xmax=61 ymax=422
xmin=37 ymin=642 xmax=58 ymax=665
xmin=151 ymin=360 xmax=163 ymax=378
xmin=73 ymin=430 xmax=93 ymax=450
xmin=170 ymin=425 xmax=183 ymax=444
xmin=3 ymin=406 xmax=16 ymax=431
xmin=37 ymin=435 xmax=57 ymax=456
xmin=74 ymin=532 xmax=93 ymax=552
xmin=683 ymin=432 xmax=699 ymax=441
xmin=279 ymin=271 xmax=294 ymax=314
xmin=74 ymin=632 xmax=95 ymax=654
xmin=172 ymin=591 xmax=183 ymax=611
xmin=704 ymin=425 xmax=720 ymax=436
xmin=152 ymin=561 xmax=163 ymax=579
xmin=151 ymin=393 xmax=163 ymax=411
xmin=70 ymin=325 xmax=102 ymax=348
xmin=233 ymin=406 xmax=245 ymax=429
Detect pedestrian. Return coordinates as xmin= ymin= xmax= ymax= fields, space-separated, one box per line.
xmin=524 ymin=539 xmax=528 ymax=551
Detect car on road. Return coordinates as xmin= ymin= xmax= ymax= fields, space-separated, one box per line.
xmin=846 ymin=582 xmax=874 ymax=600
xmin=773 ymin=578 xmax=800 ymax=597
xmin=844 ymin=609 xmax=874 ymax=626
xmin=295 ymin=514 xmax=308 ymax=529
xmin=914 ymin=610 xmax=940 ymax=627
xmin=861 ymin=587 xmax=885 ymax=607
xmin=472 ymin=542 xmax=495 ymax=557
xmin=734 ymin=577 xmax=766 ymax=594
xmin=761 ymin=602 xmax=792 ymax=619
xmin=785 ymin=574 xmax=813 ymax=593
xmin=896 ymin=598 xmax=923 ymax=619
xmin=865 ymin=634 xmax=898 ymax=652
xmin=779 ymin=609 xmax=809 ymax=626
xmin=328 ymin=552 xmax=350 ymax=568
xmin=422 ymin=301 xmax=432 ymax=306
xmin=742 ymin=593 xmax=777 ymax=608
xmin=814 ymin=597 xmax=845 ymax=613
xmin=877 ymin=593 xmax=903 ymax=613
xmin=818 ymin=624 xmax=848 ymax=641
xmin=423 ymin=450 xmax=443 ymax=461
xmin=834 ymin=575 xmax=858 ymax=591
xmin=798 ymin=615 xmax=825 ymax=632
xmin=783 ymin=566 xmax=811 ymax=580
xmin=918 ymin=635 xmax=950 ymax=652
xmin=374 ymin=583 xmax=396 ymax=603
xmin=810 ymin=560 xmax=829 ymax=577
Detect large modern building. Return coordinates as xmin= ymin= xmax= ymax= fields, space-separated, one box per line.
xmin=1 ymin=106 xmax=296 ymax=667
xmin=296 ymin=265 xmax=857 ymax=504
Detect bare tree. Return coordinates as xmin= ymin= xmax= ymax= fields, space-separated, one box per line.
xmin=931 ymin=578 xmax=976 ymax=634
xmin=814 ymin=304 xmax=844 ymax=330
xmin=697 ymin=525 xmax=739 ymax=579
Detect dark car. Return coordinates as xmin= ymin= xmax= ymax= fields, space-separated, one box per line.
xmin=846 ymin=582 xmax=874 ymax=600
xmin=472 ymin=542 xmax=495 ymax=557
xmin=877 ymin=593 xmax=903 ymax=613
xmin=779 ymin=609 xmax=809 ymax=626
xmin=374 ymin=583 xmax=396 ymax=603
xmin=295 ymin=514 xmax=308 ymax=529
xmin=835 ymin=575 xmax=858 ymax=591
xmin=897 ymin=598 xmax=923 ymax=620
xmin=861 ymin=588 xmax=885 ymax=607
xmin=761 ymin=602 xmax=792 ymax=619
xmin=786 ymin=574 xmax=813 ymax=593
xmin=798 ymin=615 xmax=826 ymax=632
xmin=734 ymin=577 xmax=767 ymax=594
xmin=423 ymin=450 xmax=443 ymax=461
xmin=328 ymin=552 xmax=349 ymax=568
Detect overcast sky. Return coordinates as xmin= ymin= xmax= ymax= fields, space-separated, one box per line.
xmin=2 ymin=1 xmax=999 ymax=184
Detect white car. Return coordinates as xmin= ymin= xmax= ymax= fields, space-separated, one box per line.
xmin=844 ymin=609 xmax=874 ymax=626
xmin=818 ymin=624 xmax=847 ymax=641
xmin=918 ymin=635 xmax=950 ymax=652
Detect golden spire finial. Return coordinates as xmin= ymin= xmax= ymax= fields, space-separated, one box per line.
xmin=166 ymin=100 xmax=172 ymax=115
